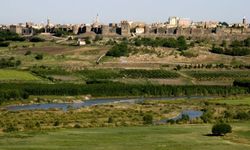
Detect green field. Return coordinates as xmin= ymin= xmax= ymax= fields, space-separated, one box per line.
xmin=0 ymin=70 xmax=41 ymax=81
xmin=210 ymin=97 xmax=250 ymax=105
xmin=0 ymin=123 xmax=249 ymax=150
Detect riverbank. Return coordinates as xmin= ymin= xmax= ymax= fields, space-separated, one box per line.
xmin=0 ymin=96 xmax=249 ymax=132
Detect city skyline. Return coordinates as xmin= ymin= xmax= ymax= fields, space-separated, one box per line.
xmin=0 ymin=0 xmax=250 ymax=24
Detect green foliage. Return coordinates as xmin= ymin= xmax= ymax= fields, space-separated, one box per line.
xmin=25 ymin=50 xmax=32 ymax=56
xmin=0 ymin=30 xmax=25 ymax=41
xmin=3 ymin=124 xmax=19 ymax=132
xmin=0 ymin=83 xmax=248 ymax=98
xmin=30 ymin=37 xmax=45 ymax=42
xmin=244 ymin=37 xmax=250 ymax=47
xmin=177 ymin=36 xmax=188 ymax=50
xmin=0 ymin=57 xmax=22 ymax=68
xmin=211 ymin=38 xmax=250 ymax=56
xmin=180 ymin=51 xmax=198 ymax=58
xmin=201 ymin=109 xmax=213 ymax=123
xmin=108 ymin=117 xmax=114 ymax=123
xmin=133 ymin=37 xmax=188 ymax=50
xmin=143 ymin=114 xmax=153 ymax=124
xmin=120 ymin=69 xmax=180 ymax=79
xmin=234 ymin=111 xmax=250 ymax=120
xmin=233 ymin=79 xmax=250 ymax=88
xmin=35 ymin=54 xmax=43 ymax=60
xmin=54 ymin=29 xmax=70 ymax=37
xmin=54 ymin=120 xmax=60 ymax=126
xmin=0 ymin=89 xmax=29 ymax=101
xmin=79 ymin=69 xmax=121 ymax=80
xmin=0 ymin=42 xmax=10 ymax=47
xmin=186 ymin=71 xmax=250 ymax=80
xmin=106 ymin=43 xmax=131 ymax=57
xmin=212 ymin=123 xmax=232 ymax=136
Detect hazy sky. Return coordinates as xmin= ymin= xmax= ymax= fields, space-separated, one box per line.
xmin=1 ymin=0 xmax=249 ymax=24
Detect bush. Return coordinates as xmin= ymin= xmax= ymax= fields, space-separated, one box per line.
xmin=234 ymin=111 xmax=250 ymax=120
xmin=54 ymin=120 xmax=60 ymax=126
xmin=233 ymin=79 xmax=250 ymax=88
xmin=201 ymin=110 xmax=213 ymax=123
xmin=212 ymin=123 xmax=232 ymax=136
xmin=108 ymin=117 xmax=114 ymax=123
xmin=30 ymin=37 xmax=45 ymax=42
xmin=3 ymin=124 xmax=19 ymax=132
xmin=0 ymin=42 xmax=10 ymax=47
xmin=0 ymin=31 xmax=25 ymax=41
xmin=106 ymin=43 xmax=131 ymax=57
xmin=74 ymin=124 xmax=81 ymax=128
xmin=143 ymin=114 xmax=153 ymax=124
xmin=0 ymin=58 xmax=22 ymax=68
xmin=35 ymin=54 xmax=43 ymax=60
xmin=25 ymin=51 xmax=32 ymax=56
xmin=180 ymin=51 xmax=198 ymax=58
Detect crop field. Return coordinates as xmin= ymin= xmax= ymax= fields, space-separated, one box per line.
xmin=0 ymin=123 xmax=249 ymax=150
xmin=0 ymin=70 xmax=41 ymax=81
xmin=184 ymin=70 xmax=250 ymax=80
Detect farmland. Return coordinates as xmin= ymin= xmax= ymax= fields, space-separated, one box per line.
xmin=0 ymin=32 xmax=250 ymax=149
xmin=0 ymin=70 xmax=42 ymax=81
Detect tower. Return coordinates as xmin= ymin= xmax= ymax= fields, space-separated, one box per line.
xmin=120 ymin=21 xmax=130 ymax=36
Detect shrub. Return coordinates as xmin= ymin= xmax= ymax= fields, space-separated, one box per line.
xmin=108 ymin=117 xmax=114 ymax=123
xmin=53 ymin=120 xmax=60 ymax=126
xmin=143 ymin=114 xmax=153 ymax=124
xmin=212 ymin=123 xmax=232 ymax=136
xmin=3 ymin=124 xmax=19 ymax=132
xmin=74 ymin=124 xmax=81 ymax=128
xmin=35 ymin=54 xmax=43 ymax=60
xmin=234 ymin=111 xmax=250 ymax=120
xmin=30 ymin=37 xmax=45 ymax=42
xmin=0 ymin=42 xmax=10 ymax=47
xmin=201 ymin=110 xmax=213 ymax=123
xmin=167 ymin=119 xmax=176 ymax=124
xmin=106 ymin=43 xmax=131 ymax=57
xmin=180 ymin=51 xmax=198 ymax=58
xmin=25 ymin=51 xmax=32 ymax=56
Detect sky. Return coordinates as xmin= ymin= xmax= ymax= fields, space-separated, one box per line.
xmin=0 ymin=0 xmax=250 ymax=24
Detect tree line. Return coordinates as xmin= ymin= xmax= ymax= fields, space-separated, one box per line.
xmin=0 ymin=83 xmax=248 ymax=101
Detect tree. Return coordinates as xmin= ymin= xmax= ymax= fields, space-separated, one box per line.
xmin=177 ymin=36 xmax=188 ymax=50
xmin=212 ymin=123 xmax=232 ymax=136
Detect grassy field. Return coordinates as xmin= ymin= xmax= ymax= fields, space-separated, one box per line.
xmin=0 ymin=123 xmax=249 ymax=150
xmin=209 ymin=97 xmax=250 ymax=105
xmin=0 ymin=69 xmax=41 ymax=81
